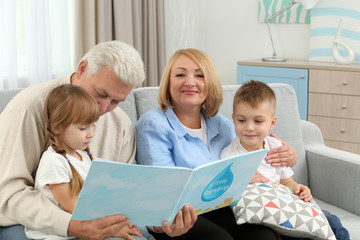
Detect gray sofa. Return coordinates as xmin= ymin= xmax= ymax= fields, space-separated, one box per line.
xmin=1 ymin=84 xmax=360 ymax=239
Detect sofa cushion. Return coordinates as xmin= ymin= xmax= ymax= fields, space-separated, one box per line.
xmin=268 ymin=84 xmax=307 ymax=185
xmin=118 ymin=90 xmax=137 ymax=124
xmin=0 ymin=89 xmax=22 ymax=113
xmin=219 ymin=85 xmax=238 ymax=120
xmin=315 ymin=198 xmax=360 ymax=240
xmin=133 ymin=87 xmax=160 ymax=119
xmin=234 ymin=182 xmax=335 ymax=240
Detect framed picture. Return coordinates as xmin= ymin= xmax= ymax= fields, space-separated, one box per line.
xmin=258 ymin=0 xmax=311 ymax=23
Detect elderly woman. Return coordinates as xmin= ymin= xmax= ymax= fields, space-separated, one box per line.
xmin=136 ymin=48 xmax=297 ymax=240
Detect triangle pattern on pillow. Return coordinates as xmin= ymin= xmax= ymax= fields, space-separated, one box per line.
xmin=233 ymin=182 xmax=336 ymax=240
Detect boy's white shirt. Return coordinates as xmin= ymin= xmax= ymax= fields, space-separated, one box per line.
xmin=220 ymin=136 xmax=293 ymax=183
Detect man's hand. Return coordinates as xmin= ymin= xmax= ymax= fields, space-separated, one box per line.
xmin=67 ymin=215 xmax=130 ymax=240
xmin=153 ymin=204 xmax=197 ymax=237
xmin=250 ymin=170 xmax=269 ymax=183
xmin=266 ymin=134 xmax=298 ymax=167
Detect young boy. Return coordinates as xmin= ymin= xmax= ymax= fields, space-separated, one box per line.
xmin=220 ymin=80 xmax=350 ymax=240
xmin=220 ymin=80 xmax=312 ymax=202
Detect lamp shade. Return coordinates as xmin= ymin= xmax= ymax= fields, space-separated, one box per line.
xmin=298 ymin=0 xmax=319 ymax=10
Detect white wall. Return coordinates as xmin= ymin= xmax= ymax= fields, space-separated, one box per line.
xmin=164 ymin=0 xmax=311 ymax=85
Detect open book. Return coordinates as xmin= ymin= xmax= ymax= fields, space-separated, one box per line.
xmin=71 ymin=149 xmax=267 ymax=226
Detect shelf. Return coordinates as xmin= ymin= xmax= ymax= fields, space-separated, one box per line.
xmin=237 ymin=59 xmax=360 ymax=72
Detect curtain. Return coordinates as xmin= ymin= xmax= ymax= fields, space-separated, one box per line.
xmin=0 ymin=0 xmax=71 ymax=89
xmin=71 ymin=0 xmax=165 ymax=87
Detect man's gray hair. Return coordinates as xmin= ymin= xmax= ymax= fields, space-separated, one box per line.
xmin=80 ymin=41 xmax=145 ymax=87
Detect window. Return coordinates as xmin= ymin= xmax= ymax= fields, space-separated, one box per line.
xmin=0 ymin=0 xmax=71 ymax=89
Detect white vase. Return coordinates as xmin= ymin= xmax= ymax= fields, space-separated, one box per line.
xmin=332 ymin=19 xmax=355 ymax=65
xmin=332 ymin=40 xmax=355 ymax=65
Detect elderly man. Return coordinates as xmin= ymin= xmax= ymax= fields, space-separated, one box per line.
xmin=0 ymin=41 xmax=146 ymax=239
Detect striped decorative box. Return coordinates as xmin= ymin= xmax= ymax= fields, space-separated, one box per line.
xmin=309 ymin=0 xmax=360 ymax=63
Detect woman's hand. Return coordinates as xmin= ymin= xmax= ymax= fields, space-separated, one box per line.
xmin=153 ymin=204 xmax=197 ymax=237
xmin=266 ymin=134 xmax=298 ymax=167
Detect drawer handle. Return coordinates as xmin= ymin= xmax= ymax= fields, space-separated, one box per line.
xmin=343 ymin=81 xmax=348 ymax=86
xmin=340 ymin=129 xmax=346 ymax=133
xmin=341 ymin=105 xmax=347 ymax=109
xmin=300 ymin=74 xmax=305 ymax=79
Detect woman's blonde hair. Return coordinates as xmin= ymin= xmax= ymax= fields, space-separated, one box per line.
xmin=44 ymin=84 xmax=100 ymax=196
xmin=158 ymin=48 xmax=223 ymax=117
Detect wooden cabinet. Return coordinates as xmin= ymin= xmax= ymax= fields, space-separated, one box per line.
xmin=308 ymin=69 xmax=360 ymax=154
xmin=237 ymin=65 xmax=308 ymax=120
xmin=237 ymin=59 xmax=360 ymax=154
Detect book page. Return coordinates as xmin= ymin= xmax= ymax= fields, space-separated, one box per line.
xmin=72 ymin=149 xmax=266 ymax=226
xmin=72 ymin=159 xmax=192 ymax=226
xmin=177 ymin=149 xmax=267 ymax=216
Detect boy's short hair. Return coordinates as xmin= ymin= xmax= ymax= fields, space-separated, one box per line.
xmin=234 ymin=80 xmax=277 ymax=116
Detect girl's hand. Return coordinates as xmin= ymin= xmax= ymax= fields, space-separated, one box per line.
xmin=295 ymin=184 xmax=313 ymax=203
xmin=113 ymin=225 xmax=143 ymax=240
xmin=153 ymin=204 xmax=197 ymax=237
xmin=266 ymin=134 xmax=298 ymax=167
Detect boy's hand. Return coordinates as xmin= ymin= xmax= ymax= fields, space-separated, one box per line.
xmin=113 ymin=225 xmax=143 ymax=240
xmin=295 ymin=184 xmax=313 ymax=202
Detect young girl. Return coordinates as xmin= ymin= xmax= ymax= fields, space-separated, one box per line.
xmin=25 ymin=84 xmax=154 ymax=240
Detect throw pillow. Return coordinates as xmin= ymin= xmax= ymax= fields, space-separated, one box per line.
xmin=233 ymin=182 xmax=335 ymax=240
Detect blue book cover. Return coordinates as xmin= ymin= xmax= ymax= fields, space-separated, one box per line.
xmin=71 ymin=149 xmax=267 ymax=226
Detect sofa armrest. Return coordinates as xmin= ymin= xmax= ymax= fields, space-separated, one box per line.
xmin=300 ymin=120 xmax=360 ymax=216
xmin=300 ymin=120 xmax=324 ymax=146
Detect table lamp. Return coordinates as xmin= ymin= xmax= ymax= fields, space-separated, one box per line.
xmin=262 ymin=0 xmax=319 ymax=62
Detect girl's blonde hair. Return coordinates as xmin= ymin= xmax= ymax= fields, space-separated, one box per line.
xmin=158 ymin=48 xmax=223 ymax=117
xmin=44 ymin=84 xmax=100 ymax=196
